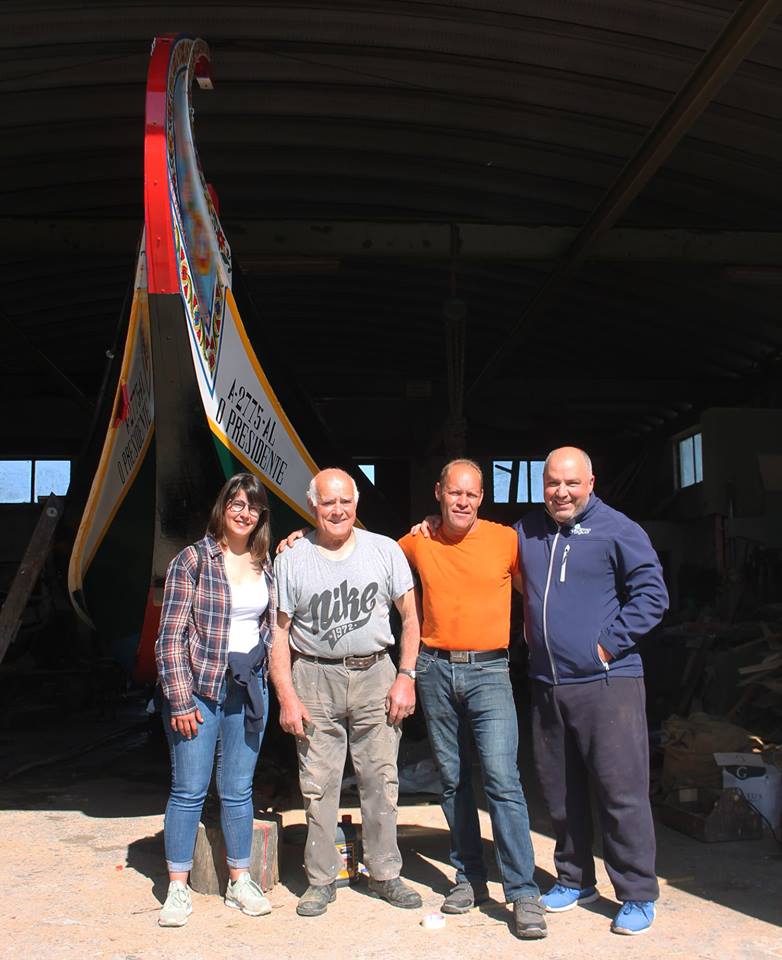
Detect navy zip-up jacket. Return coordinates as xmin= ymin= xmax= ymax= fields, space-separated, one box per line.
xmin=513 ymin=495 xmax=668 ymax=685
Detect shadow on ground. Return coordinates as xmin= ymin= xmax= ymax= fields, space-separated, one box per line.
xmin=2 ymin=692 xmax=781 ymax=931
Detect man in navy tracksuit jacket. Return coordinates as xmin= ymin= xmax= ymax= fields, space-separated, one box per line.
xmin=515 ymin=447 xmax=668 ymax=936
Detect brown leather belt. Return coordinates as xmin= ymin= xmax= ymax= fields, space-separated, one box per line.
xmin=294 ymin=649 xmax=388 ymax=670
xmin=421 ymin=643 xmax=508 ymax=664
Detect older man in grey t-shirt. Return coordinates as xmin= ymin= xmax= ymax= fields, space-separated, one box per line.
xmin=270 ymin=468 xmax=421 ymax=918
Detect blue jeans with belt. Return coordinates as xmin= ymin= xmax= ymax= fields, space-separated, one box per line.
xmin=416 ymin=647 xmax=539 ymax=902
xmin=161 ymin=674 xmax=268 ymax=873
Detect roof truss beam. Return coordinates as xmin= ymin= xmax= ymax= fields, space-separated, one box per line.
xmin=4 ymin=218 xmax=782 ymax=264
xmin=464 ymin=0 xmax=782 ymax=403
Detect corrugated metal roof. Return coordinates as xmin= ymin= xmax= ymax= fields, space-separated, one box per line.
xmin=1 ymin=1 xmax=781 ymax=458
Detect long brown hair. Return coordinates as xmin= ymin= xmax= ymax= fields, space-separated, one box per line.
xmin=206 ymin=473 xmax=271 ymax=565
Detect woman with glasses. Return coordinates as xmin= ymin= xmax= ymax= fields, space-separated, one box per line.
xmin=155 ymin=472 xmax=275 ymax=927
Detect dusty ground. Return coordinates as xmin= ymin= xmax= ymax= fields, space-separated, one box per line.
xmin=1 ymin=707 xmax=780 ymax=960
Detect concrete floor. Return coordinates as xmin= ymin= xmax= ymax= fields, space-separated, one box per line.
xmin=1 ymin=705 xmax=780 ymax=960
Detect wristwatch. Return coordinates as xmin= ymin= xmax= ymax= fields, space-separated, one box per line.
xmin=398 ymin=667 xmax=417 ymax=680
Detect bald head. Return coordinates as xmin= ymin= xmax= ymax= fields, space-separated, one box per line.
xmin=435 ymin=459 xmax=484 ymax=539
xmin=439 ymin=458 xmax=483 ymax=491
xmin=307 ymin=468 xmax=359 ymax=547
xmin=543 ymin=447 xmax=595 ymax=525
xmin=307 ymin=468 xmax=359 ymax=507
xmin=544 ymin=446 xmax=592 ymax=476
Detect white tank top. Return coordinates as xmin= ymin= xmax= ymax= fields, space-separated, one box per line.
xmin=228 ymin=577 xmax=269 ymax=654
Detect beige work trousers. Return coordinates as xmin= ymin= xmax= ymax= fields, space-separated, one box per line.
xmin=292 ymin=654 xmax=402 ymax=885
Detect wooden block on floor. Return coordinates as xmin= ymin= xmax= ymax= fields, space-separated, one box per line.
xmin=190 ymin=813 xmax=282 ymax=895
xmin=659 ymin=787 xmax=763 ymax=842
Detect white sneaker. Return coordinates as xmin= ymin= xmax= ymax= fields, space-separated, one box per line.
xmin=225 ymin=872 xmax=272 ymax=916
xmin=159 ymin=880 xmax=192 ymax=927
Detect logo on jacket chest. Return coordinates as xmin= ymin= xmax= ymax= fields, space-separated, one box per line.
xmin=570 ymin=523 xmax=591 ymax=535
xmin=307 ymin=579 xmax=379 ymax=648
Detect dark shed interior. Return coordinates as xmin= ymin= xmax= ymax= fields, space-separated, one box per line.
xmin=1 ymin=1 xmax=781 ymax=870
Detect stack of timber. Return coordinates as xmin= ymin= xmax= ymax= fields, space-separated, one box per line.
xmin=654 ymin=608 xmax=782 ymax=742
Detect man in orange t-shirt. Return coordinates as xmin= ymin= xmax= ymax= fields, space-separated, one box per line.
xmin=398 ymin=459 xmax=545 ymax=941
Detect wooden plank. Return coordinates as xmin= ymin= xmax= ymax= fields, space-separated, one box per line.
xmin=0 ymin=494 xmax=63 ymax=665
xmin=659 ymin=788 xmax=763 ymax=843
xmin=725 ymin=685 xmax=756 ymax=722
xmin=738 ymin=653 xmax=782 ymax=675
xmin=676 ymin=635 xmax=715 ymax=716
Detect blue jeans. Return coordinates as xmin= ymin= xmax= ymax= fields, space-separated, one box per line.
xmin=161 ymin=675 xmax=268 ymax=873
xmin=416 ymin=649 xmax=539 ymax=902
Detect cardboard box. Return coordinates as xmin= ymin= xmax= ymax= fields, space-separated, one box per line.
xmin=713 ymin=752 xmax=782 ymax=833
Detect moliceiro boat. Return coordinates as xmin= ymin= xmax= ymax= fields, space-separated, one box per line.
xmin=67 ymin=36 xmax=383 ymax=681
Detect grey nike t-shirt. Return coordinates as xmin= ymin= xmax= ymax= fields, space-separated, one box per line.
xmin=274 ymin=528 xmax=414 ymax=657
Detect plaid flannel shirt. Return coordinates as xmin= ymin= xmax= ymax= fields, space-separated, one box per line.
xmin=155 ymin=534 xmax=276 ymax=717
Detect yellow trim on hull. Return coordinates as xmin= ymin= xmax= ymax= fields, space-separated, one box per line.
xmin=205 ymin=413 xmax=314 ymax=524
xmin=68 ymin=286 xmax=153 ymax=613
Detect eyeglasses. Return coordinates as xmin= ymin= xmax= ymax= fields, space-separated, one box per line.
xmin=227 ymin=499 xmax=265 ymax=518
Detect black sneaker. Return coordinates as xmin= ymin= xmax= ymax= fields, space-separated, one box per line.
xmin=441 ymin=880 xmax=490 ymax=914
xmin=513 ymin=896 xmax=548 ymax=940
xmin=367 ymin=876 xmax=422 ymax=909
xmin=296 ymin=882 xmax=336 ymax=917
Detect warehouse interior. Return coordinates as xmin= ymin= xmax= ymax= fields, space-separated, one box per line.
xmin=0 ymin=4 xmax=781 ymax=950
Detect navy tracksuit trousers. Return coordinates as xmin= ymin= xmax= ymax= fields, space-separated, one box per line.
xmin=531 ymin=676 xmax=659 ymax=903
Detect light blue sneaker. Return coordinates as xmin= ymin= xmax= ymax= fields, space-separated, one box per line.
xmin=611 ymin=900 xmax=656 ymax=935
xmin=225 ymin=872 xmax=272 ymax=916
xmin=541 ymin=882 xmax=599 ymax=913
xmin=158 ymin=880 xmax=192 ymax=927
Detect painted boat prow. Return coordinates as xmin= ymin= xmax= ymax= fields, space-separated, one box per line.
xmin=68 ymin=35 xmax=391 ymax=682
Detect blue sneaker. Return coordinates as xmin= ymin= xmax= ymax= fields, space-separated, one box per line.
xmin=541 ymin=882 xmax=599 ymax=912
xmin=611 ymin=900 xmax=656 ymax=935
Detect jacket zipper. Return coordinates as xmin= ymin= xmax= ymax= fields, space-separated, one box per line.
xmin=542 ymin=529 xmax=560 ymax=683
xmin=559 ymin=544 xmax=571 ymax=583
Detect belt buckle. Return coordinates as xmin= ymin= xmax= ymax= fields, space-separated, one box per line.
xmin=450 ymin=650 xmax=470 ymax=663
xmin=344 ymin=654 xmax=369 ymax=669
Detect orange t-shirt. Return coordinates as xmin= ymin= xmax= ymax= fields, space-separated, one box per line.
xmin=398 ymin=519 xmax=519 ymax=651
